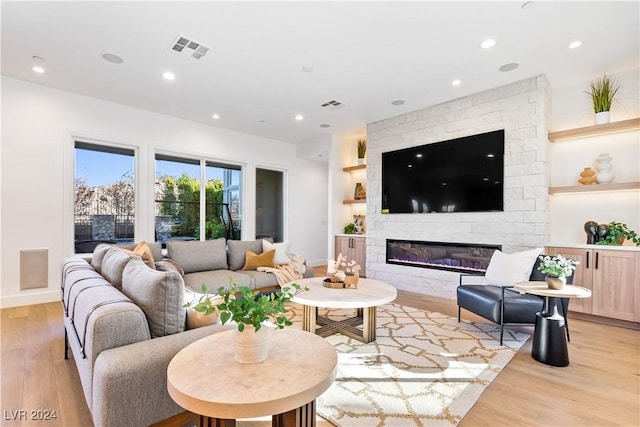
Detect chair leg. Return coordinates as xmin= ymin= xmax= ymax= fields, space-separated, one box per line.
xmin=457 ymin=306 xmax=461 ymax=322
xmin=499 ymin=287 xmax=505 ymax=346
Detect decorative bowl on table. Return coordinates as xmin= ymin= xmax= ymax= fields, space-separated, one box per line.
xmin=323 ymin=278 xmax=345 ymax=288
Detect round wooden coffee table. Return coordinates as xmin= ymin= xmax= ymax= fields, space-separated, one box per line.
xmin=289 ymin=277 xmax=397 ymax=343
xmin=167 ymin=328 xmax=337 ymax=427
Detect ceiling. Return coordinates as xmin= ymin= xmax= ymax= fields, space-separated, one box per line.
xmin=2 ymin=1 xmax=639 ymax=148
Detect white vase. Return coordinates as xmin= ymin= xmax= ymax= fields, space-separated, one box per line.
xmin=233 ymin=323 xmax=272 ymax=364
xmin=545 ymin=275 xmax=566 ymax=290
xmin=357 ymin=158 xmax=365 ymax=165
xmin=594 ymin=111 xmax=610 ymax=125
xmin=596 ymin=153 xmax=614 ymax=184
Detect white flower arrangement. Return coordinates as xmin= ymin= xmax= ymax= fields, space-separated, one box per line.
xmin=327 ymin=252 xmax=361 ymax=282
xmin=537 ymin=255 xmax=578 ymax=278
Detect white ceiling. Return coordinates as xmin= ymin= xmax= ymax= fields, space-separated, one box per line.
xmin=2 ymin=1 xmax=639 ymax=147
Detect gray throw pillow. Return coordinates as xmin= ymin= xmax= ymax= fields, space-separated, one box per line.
xmin=166 ymin=238 xmax=228 ymax=273
xmin=91 ymin=243 xmax=114 ymax=274
xmin=122 ymin=257 xmax=186 ymax=338
xmin=155 ymin=258 xmax=185 ymax=277
xmin=227 ymin=240 xmax=262 ymax=271
xmin=101 ymin=248 xmax=133 ymax=290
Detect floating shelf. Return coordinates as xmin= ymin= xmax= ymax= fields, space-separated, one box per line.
xmin=549 ymin=182 xmax=640 ymax=194
xmin=548 ymin=118 xmax=640 ymax=142
xmin=343 ymin=164 xmax=366 ymax=173
xmin=343 ymin=199 xmax=366 ymax=205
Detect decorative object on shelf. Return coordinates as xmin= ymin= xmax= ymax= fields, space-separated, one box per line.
xmin=578 ymin=167 xmax=597 ymax=185
xmin=354 ymin=182 xmax=366 ymax=200
xmin=595 ymin=153 xmax=614 ymax=184
xmin=212 ymin=281 xmax=307 ymax=363
xmin=343 ymin=222 xmax=356 ymax=234
xmin=326 ymin=253 xmax=361 ymax=289
xmin=597 ymin=223 xmax=610 ymax=243
xmin=586 ymin=74 xmax=620 ymax=125
xmin=584 ymin=220 xmax=598 ymax=244
xmin=357 ymin=138 xmax=366 ymax=165
xmin=596 ymin=221 xmax=640 ymax=246
xmin=353 ymin=214 xmax=366 ymax=234
xmin=537 ymin=255 xmax=578 ymax=290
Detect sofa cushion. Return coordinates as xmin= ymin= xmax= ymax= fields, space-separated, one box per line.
xmin=167 ymin=238 xmax=228 ymax=273
xmin=483 ymin=248 xmax=543 ymax=286
xmin=101 ymin=248 xmax=134 ymax=290
xmin=122 ymin=257 xmax=186 ymax=338
xmin=243 ymin=250 xmax=275 ymax=271
xmin=118 ymin=241 xmax=163 ymax=264
xmin=183 ymin=270 xmax=278 ymax=291
xmin=227 ymin=239 xmax=263 ymax=271
xmin=262 ymin=240 xmax=291 ymax=265
xmin=155 ymin=258 xmax=185 ymax=276
xmin=120 ymin=241 xmax=156 ymax=270
xmin=91 ymin=243 xmax=113 ymax=274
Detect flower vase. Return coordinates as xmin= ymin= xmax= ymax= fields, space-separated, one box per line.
xmin=545 ymin=275 xmax=566 ymax=290
xmin=233 ymin=323 xmax=272 ymax=364
xmin=357 ymin=158 xmax=365 ymax=165
xmin=594 ymin=111 xmax=610 ymax=125
xmin=595 ymin=153 xmax=614 ymax=184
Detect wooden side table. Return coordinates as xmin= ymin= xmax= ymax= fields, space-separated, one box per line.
xmin=167 ymin=328 xmax=337 ymax=427
xmin=514 ymin=281 xmax=592 ymax=367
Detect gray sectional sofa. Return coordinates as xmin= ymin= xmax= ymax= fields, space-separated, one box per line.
xmin=61 ymin=239 xmax=311 ymax=427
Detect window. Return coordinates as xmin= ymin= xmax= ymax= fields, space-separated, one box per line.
xmin=155 ymin=155 xmax=242 ymax=245
xmin=74 ymin=141 xmax=135 ymax=253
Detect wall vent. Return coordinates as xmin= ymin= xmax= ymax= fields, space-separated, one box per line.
xmin=170 ymin=35 xmax=210 ymax=59
xmin=20 ymin=249 xmax=48 ymax=290
xmin=320 ymin=100 xmax=345 ymax=110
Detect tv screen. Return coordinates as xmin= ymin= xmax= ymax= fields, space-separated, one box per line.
xmin=382 ymin=130 xmax=504 ymax=214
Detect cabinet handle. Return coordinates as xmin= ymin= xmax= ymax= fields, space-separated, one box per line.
xmin=350 ymin=238 xmax=354 ymax=249
xmin=595 ymin=252 xmax=599 ymax=269
xmin=586 ymin=251 xmax=589 ymax=269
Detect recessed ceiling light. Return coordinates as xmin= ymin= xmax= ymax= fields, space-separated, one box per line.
xmin=407 ymin=164 xmax=413 ymax=168
xmin=295 ymin=114 xmax=304 ymax=121
xmin=480 ymin=39 xmax=496 ymax=49
xmin=568 ymin=41 xmax=582 ymax=49
xmin=302 ymin=66 xmax=314 ymax=73
xmin=452 ymin=79 xmax=461 ymax=86
xmin=499 ymin=62 xmax=520 ymax=72
xmin=102 ymin=53 xmax=124 ymax=64
xmin=162 ymin=72 xmax=176 ymax=81
xmin=211 ymin=114 xmax=220 ymax=119
xmin=31 ymin=56 xmax=45 ymax=73
xmin=320 ymin=124 xmax=330 ymax=128
xmin=391 ymin=99 xmax=405 ymax=106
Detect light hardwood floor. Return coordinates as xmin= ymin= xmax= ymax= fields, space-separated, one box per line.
xmin=1 ymin=282 xmax=638 ymax=426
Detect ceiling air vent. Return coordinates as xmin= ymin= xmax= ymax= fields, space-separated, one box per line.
xmin=320 ymin=100 xmax=345 ymax=110
xmin=170 ymin=35 xmax=210 ymax=59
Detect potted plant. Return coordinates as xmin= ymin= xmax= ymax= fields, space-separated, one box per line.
xmin=213 ymin=281 xmax=307 ymax=363
xmin=357 ymin=138 xmax=366 ymax=165
xmin=586 ymin=74 xmax=620 ymax=125
xmin=183 ymin=284 xmax=223 ymax=329
xmin=597 ymin=221 xmax=640 ymax=246
xmin=537 ymin=255 xmax=579 ymax=290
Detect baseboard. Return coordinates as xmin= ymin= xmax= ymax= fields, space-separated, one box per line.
xmin=568 ymin=311 xmax=640 ymax=331
xmin=0 ymin=289 xmax=60 ymax=309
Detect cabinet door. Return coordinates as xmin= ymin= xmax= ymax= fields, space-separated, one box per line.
xmin=546 ymin=247 xmax=593 ymax=314
xmin=351 ymin=236 xmax=366 ymax=278
xmin=592 ymin=249 xmax=638 ymax=321
xmin=335 ymin=236 xmax=351 ymax=260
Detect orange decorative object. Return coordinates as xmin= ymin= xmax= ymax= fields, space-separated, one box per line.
xmin=578 ymin=167 xmax=597 ymax=185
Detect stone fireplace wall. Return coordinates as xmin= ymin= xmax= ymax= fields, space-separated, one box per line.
xmin=365 ymin=76 xmax=551 ymax=299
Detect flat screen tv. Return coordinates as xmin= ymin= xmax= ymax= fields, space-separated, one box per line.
xmin=382 ymin=129 xmax=504 ymax=214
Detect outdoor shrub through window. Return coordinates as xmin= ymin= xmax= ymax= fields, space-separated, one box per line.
xmin=74 ymin=141 xmax=135 ymax=253
xmin=155 ymin=154 xmax=241 ymax=246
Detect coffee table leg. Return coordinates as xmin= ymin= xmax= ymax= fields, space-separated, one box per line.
xmin=197 ymin=415 xmax=236 ymax=427
xmin=302 ymin=305 xmax=317 ymax=334
xmin=362 ymin=306 xmax=377 ymax=343
xmin=272 ymin=400 xmax=316 ymax=427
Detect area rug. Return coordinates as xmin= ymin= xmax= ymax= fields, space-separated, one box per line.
xmin=286 ymin=303 xmax=530 ymax=427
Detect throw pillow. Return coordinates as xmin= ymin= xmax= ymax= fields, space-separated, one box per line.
xmin=262 ymin=240 xmax=291 ymax=265
xmin=155 ymin=258 xmax=185 ymax=277
xmin=101 ymin=247 xmax=134 ymax=290
xmin=483 ymin=248 xmax=543 ymax=286
xmin=243 ymin=250 xmax=276 ymax=271
xmin=122 ymin=257 xmax=186 ymax=338
xmin=133 ymin=241 xmax=155 ymax=269
xmin=166 ymin=238 xmax=228 ymax=273
xmin=90 ymin=243 xmax=113 ymax=274
xmin=227 ymin=239 xmax=263 ymax=271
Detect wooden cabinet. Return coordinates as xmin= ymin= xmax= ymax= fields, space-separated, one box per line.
xmin=546 ymin=246 xmax=640 ymax=322
xmin=335 ymin=235 xmax=366 ymax=278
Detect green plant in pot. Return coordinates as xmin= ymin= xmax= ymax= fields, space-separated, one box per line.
xmin=586 ymin=74 xmax=620 ymax=124
xmin=357 ymin=138 xmax=366 ymax=164
xmin=597 ymin=221 xmax=640 ymax=246
xmin=344 ymin=222 xmax=356 ymax=234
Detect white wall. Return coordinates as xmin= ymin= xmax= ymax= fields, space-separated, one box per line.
xmin=0 ymin=77 xmax=328 ymax=308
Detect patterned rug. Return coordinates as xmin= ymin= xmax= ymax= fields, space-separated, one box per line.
xmin=286 ymin=303 xmax=530 ymax=427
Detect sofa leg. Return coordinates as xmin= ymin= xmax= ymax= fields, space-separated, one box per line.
xmin=64 ymin=329 xmax=69 ymax=360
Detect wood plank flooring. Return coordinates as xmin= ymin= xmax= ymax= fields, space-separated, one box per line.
xmin=1 ymin=282 xmax=638 ymax=426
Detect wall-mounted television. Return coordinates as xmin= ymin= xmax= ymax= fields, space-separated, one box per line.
xmin=382 ymin=129 xmax=504 ymax=214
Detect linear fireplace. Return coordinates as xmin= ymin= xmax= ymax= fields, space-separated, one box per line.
xmin=386 ymin=239 xmax=501 ymax=274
